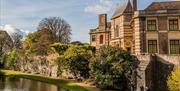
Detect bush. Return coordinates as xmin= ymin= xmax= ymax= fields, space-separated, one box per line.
xmin=50 ymin=43 xmax=69 ymax=55
xmin=5 ymin=49 xmax=18 ymax=69
xmin=56 ymin=45 xmax=93 ymax=79
xmin=89 ymin=46 xmax=133 ymax=90
xmin=167 ymin=67 xmax=180 ymax=91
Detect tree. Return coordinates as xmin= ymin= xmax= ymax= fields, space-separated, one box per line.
xmin=11 ymin=32 xmax=23 ymax=49
xmin=89 ymin=46 xmax=133 ymax=90
xmin=167 ymin=67 xmax=180 ymax=91
xmin=55 ymin=44 xmax=93 ymax=79
xmin=5 ymin=48 xmax=18 ymax=69
xmin=0 ymin=31 xmax=13 ymax=68
xmin=23 ymin=29 xmax=55 ymax=55
xmin=38 ymin=17 xmax=72 ymax=43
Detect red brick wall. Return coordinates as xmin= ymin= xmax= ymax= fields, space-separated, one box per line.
xmin=99 ymin=14 xmax=107 ymax=30
xmin=158 ymin=32 xmax=169 ymax=54
xmin=124 ymin=14 xmax=133 ymax=22
xmin=158 ymin=17 xmax=167 ymax=30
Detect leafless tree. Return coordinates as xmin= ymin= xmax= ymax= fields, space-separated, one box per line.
xmin=38 ymin=17 xmax=72 ymax=43
xmin=11 ymin=32 xmax=23 ymax=49
xmin=0 ymin=31 xmax=13 ymax=67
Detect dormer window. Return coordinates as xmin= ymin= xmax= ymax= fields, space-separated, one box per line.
xmin=147 ymin=20 xmax=157 ymax=31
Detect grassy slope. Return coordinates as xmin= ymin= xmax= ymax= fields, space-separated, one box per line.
xmin=0 ymin=70 xmax=88 ymax=91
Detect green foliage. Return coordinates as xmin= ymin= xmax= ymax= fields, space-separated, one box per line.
xmin=56 ymin=45 xmax=93 ymax=79
xmin=51 ymin=43 xmax=95 ymax=55
xmin=5 ymin=49 xmax=18 ymax=69
xmin=89 ymin=46 xmax=133 ymax=90
xmin=23 ymin=30 xmax=55 ymax=55
xmin=167 ymin=67 xmax=180 ymax=91
xmin=50 ymin=43 xmax=69 ymax=55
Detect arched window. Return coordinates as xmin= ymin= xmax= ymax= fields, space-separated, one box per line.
xmin=99 ymin=35 xmax=104 ymax=44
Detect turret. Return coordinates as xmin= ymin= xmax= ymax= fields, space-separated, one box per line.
xmin=131 ymin=0 xmax=137 ymax=11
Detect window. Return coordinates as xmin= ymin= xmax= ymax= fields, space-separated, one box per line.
xmin=99 ymin=35 xmax=104 ymax=44
xmin=170 ymin=40 xmax=180 ymax=54
xmin=91 ymin=35 xmax=96 ymax=41
xmin=147 ymin=20 xmax=156 ymax=31
xmin=148 ymin=40 xmax=157 ymax=53
xmin=169 ymin=19 xmax=179 ymax=31
xmin=114 ymin=25 xmax=119 ymax=38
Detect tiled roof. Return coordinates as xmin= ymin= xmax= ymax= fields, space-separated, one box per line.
xmin=145 ymin=1 xmax=180 ymax=11
xmin=111 ymin=0 xmax=129 ymax=19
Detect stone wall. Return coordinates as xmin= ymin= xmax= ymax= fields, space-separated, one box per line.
xmin=12 ymin=53 xmax=59 ymax=77
xmin=16 ymin=56 xmax=58 ymax=77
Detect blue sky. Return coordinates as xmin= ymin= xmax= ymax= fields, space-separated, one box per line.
xmin=0 ymin=0 xmax=176 ymax=43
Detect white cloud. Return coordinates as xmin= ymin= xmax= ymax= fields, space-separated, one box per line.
xmin=0 ymin=24 xmax=30 ymax=37
xmin=84 ymin=0 xmax=113 ymax=14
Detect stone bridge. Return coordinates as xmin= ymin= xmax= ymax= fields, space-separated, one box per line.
xmin=135 ymin=54 xmax=180 ymax=91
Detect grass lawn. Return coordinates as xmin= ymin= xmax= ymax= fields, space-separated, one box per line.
xmin=0 ymin=70 xmax=89 ymax=91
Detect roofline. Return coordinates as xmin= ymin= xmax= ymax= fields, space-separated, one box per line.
xmin=111 ymin=0 xmax=131 ymax=19
xmin=111 ymin=14 xmax=123 ymax=20
xmin=152 ymin=1 xmax=180 ymax=3
xmin=145 ymin=1 xmax=180 ymax=11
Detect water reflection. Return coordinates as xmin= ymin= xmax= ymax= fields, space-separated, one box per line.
xmin=0 ymin=75 xmax=65 ymax=91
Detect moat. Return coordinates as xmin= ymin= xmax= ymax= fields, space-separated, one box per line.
xmin=0 ymin=75 xmax=65 ymax=91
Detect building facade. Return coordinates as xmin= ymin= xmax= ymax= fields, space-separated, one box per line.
xmin=89 ymin=14 xmax=111 ymax=49
xmin=89 ymin=0 xmax=180 ymax=55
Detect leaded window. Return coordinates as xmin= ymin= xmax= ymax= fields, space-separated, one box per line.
xmin=148 ymin=40 xmax=157 ymax=53
xmin=169 ymin=19 xmax=179 ymax=31
xmin=170 ymin=40 xmax=180 ymax=54
xmin=147 ymin=20 xmax=156 ymax=31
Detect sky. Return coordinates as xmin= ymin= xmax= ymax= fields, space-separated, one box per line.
xmin=0 ymin=0 xmax=178 ymax=43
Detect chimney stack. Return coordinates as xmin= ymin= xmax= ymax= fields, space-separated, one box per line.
xmin=132 ymin=0 xmax=137 ymax=11
xmin=99 ymin=14 xmax=107 ymax=30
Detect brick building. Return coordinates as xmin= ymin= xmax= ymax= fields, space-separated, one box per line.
xmin=89 ymin=14 xmax=111 ymax=49
xmin=89 ymin=0 xmax=180 ymax=55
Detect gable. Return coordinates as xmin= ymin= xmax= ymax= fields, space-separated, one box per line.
xmin=111 ymin=0 xmax=133 ymax=19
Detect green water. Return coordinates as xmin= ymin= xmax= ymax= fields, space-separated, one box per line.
xmin=0 ymin=75 xmax=65 ymax=91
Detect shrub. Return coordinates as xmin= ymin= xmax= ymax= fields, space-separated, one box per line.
xmin=167 ymin=67 xmax=180 ymax=91
xmin=50 ymin=43 xmax=69 ymax=55
xmin=5 ymin=49 xmax=18 ymax=69
xmin=56 ymin=45 xmax=93 ymax=79
xmin=89 ymin=46 xmax=133 ymax=90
